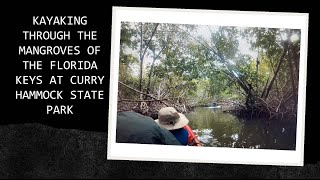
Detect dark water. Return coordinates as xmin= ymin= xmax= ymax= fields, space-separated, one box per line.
xmin=186 ymin=107 xmax=297 ymax=150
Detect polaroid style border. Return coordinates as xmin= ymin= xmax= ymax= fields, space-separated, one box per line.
xmin=108 ymin=6 xmax=309 ymax=166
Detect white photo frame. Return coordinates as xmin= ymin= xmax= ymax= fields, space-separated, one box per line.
xmin=108 ymin=6 xmax=308 ymax=166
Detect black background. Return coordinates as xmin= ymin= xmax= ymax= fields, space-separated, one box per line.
xmin=12 ymin=7 xmax=110 ymax=131
xmin=6 ymin=1 xmax=319 ymax=178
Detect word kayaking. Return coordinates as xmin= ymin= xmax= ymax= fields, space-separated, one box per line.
xmin=33 ymin=16 xmax=87 ymax=26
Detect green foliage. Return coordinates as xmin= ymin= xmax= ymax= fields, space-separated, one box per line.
xmin=118 ymin=22 xmax=300 ymax=111
xmin=211 ymin=26 xmax=239 ymax=60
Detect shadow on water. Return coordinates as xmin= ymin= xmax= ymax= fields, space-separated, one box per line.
xmin=186 ymin=107 xmax=297 ymax=150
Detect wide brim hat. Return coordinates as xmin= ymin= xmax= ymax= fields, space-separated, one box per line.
xmin=155 ymin=107 xmax=189 ymax=130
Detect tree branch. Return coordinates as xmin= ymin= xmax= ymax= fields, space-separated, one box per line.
xmin=119 ymin=81 xmax=169 ymax=106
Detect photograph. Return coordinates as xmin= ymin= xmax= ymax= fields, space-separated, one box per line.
xmin=108 ymin=7 xmax=308 ymax=166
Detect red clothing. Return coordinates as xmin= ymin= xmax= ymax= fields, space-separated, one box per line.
xmin=183 ymin=125 xmax=201 ymax=146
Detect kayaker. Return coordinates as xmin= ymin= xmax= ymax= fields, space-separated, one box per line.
xmin=155 ymin=107 xmax=202 ymax=146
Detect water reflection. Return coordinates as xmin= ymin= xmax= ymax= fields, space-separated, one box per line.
xmin=186 ymin=107 xmax=297 ymax=150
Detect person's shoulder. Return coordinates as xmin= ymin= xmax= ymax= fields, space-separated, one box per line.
xmin=116 ymin=111 xmax=181 ymax=145
xmin=118 ymin=111 xmax=152 ymax=119
xmin=118 ymin=111 xmax=155 ymax=124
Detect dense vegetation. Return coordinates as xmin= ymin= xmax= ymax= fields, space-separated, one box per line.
xmin=118 ymin=22 xmax=300 ymax=120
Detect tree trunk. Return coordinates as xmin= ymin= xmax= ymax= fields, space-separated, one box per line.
xmin=146 ymin=51 xmax=156 ymax=94
xmin=291 ymin=43 xmax=300 ymax=78
xmin=146 ymin=44 xmax=166 ymax=94
xmin=256 ymin=56 xmax=259 ymax=91
xmin=139 ymin=23 xmax=143 ymax=94
xmin=264 ymin=40 xmax=289 ymax=100
xmin=261 ymin=77 xmax=270 ymax=98
xmin=139 ymin=23 xmax=159 ymax=98
xmin=287 ymin=43 xmax=298 ymax=110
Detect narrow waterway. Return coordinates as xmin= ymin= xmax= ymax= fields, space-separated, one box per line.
xmin=186 ymin=107 xmax=297 ymax=150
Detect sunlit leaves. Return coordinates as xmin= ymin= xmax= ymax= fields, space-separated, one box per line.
xmin=211 ymin=26 xmax=239 ymax=60
xmin=118 ymin=22 xmax=300 ymax=108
